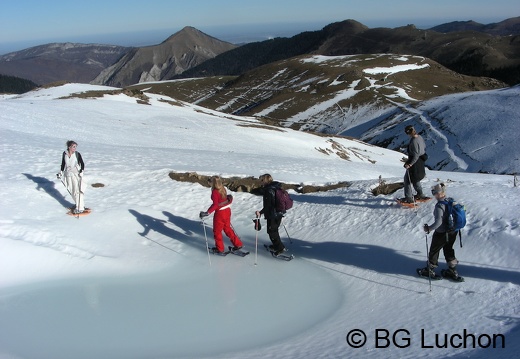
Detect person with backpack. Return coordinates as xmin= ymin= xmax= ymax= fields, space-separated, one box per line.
xmin=419 ymin=183 xmax=464 ymax=281
xmin=58 ymin=140 xmax=86 ymax=214
xmin=402 ymin=125 xmax=428 ymax=203
xmin=255 ymin=174 xmax=290 ymax=256
xmin=200 ymin=176 xmax=243 ymax=254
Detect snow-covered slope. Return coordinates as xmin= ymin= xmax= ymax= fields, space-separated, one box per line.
xmin=344 ymin=86 xmax=520 ymax=174
xmin=0 ymin=84 xmax=519 ymax=359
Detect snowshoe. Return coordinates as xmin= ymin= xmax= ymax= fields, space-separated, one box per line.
xmin=67 ymin=208 xmax=91 ymax=217
xmin=441 ymin=269 xmax=465 ymax=282
xmin=264 ymin=244 xmax=294 ymax=261
xmin=229 ymin=246 xmax=250 ymax=257
xmin=416 ymin=267 xmax=442 ymax=280
xmin=396 ymin=198 xmax=417 ymax=208
xmin=209 ymin=247 xmax=230 ymax=256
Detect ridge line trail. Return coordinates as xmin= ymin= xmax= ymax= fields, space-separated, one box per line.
xmin=395 ymin=102 xmax=469 ymax=170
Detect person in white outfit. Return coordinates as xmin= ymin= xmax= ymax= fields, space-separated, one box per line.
xmin=58 ymin=140 xmax=85 ymax=213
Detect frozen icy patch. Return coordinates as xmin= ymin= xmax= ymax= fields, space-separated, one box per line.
xmin=0 ymin=256 xmax=343 ymax=359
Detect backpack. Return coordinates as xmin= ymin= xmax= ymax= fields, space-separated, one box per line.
xmin=275 ymin=187 xmax=293 ymax=213
xmin=441 ymin=198 xmax=467 ymax=247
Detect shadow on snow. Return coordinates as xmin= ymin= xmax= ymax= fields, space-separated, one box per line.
xmin=127 ymin=210 xmax=520 ymax=286
xmin=22 ymin=173 xmax=73 ymax=208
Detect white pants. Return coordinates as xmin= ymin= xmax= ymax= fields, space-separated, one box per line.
xmin=65 ymin=173 xmax=85 ymax=211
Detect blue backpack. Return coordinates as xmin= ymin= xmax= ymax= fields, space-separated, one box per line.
xmin=441 ymin=198 xmax=467 ymax=247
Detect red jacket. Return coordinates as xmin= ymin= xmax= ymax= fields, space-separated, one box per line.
xmin=207 ymin=189 xmax=233 ymax=214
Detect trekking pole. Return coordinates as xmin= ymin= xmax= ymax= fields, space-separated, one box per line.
xmin=201 ymin=218 xmax=212 ymax=266
xmin=425 ymin=233 xmax=432 ymax=292
xmin=254 ymin=226 xmax=259 ymax=266
xmin=76 ymin=175 xmax=83 ymax=219
xmin=57 ymin=173 xmax=73 ymax=197
xmin=281 ymin=218 xmax=293 ymax=244
xmin=253 ymin=215 xmax=261 ymax=266
xmin=406 ymin=169 xmax=418 ymax=213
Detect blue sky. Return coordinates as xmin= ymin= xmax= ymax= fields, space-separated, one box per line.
xmin=1 ymin=0 xmax=518 ymax=53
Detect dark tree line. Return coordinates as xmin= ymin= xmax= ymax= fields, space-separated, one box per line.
xmin=0 ymin=74 xmax=38 ymax=94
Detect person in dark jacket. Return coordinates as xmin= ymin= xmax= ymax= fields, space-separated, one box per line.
xmin=255 ymin=174 xmax=286 ymax=255
xmin=419 ymin=183 xmax=461 ymax=280
xmin=403 ymin=125 xmax=427 ymax=203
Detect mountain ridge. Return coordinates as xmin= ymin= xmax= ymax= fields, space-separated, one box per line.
xmin=0 ymin=43 xmax=130 ymax=85
xmin=92 ymin=27 xmax=237 ymax=87
xmin=176 ymin=19 xmax=520 ymax=85
xmin=430 ymin=16 xmax=520 ymax=35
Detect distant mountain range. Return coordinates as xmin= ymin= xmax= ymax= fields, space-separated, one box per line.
xmin=1 ymin=17 xmax=519 ymax=88
xmin=92 ymin=27 xmax=237 ymax=87
xmin=430 ymin=16 xmax=520 ymax=36
xmin=0 ymin=43 xmax=129 ymax=85
xmin=177 ymin=18 xmax=520 ymax=86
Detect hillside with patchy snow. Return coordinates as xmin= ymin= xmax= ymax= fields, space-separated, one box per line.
xmin=343 ymin=86 xmax=520 ymax=174
xmin=130 ymin=54 xmax=503 ymax=133
xmin=0 ymin=84 xmax=519 ymax=359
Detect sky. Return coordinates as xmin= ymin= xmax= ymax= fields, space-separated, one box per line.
xmin=1 ymin=0 xmax=518 ymax=54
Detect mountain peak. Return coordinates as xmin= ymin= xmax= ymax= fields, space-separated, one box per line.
xmin=161 ymin=26 xmax=216 ymax=44
xmin=93 ymin=26 xmax=236 ymax=87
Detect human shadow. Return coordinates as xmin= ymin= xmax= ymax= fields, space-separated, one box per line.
xmin=292 ymin=194 xmax=346 ymax=205
xmin=290 ymin=238 xmax=421 ymax=277
xmin=292 ymin=193 xmax=391 ymax=209
xmin=289 ymin=238 xmax=520 ymax=286
xmin=128 ymin=209 xmax=207 ymax=253
xmin=22 ymin=173 xmax=73 ymax=208
xmin=162 ymin=210 xmax=253 ymax=249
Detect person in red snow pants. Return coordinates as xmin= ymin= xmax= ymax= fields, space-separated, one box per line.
xmin=200 ymin=176 xmax=243 ymax=253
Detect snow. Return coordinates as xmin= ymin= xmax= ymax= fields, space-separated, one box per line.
xmin=363 ymin=63 xmax=430 ymax=76
xmin=300 ymin=55 xmax=356 ymax=64
xmin=1 ymin=84 xmax=519 ymax=359
xmin=328 ymin=75 xmax=344 ymax=86
xmin=345 ymin=86 xmax=520 ymax=174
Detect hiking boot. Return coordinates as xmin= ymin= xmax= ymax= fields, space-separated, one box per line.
xmin=273 ymin=247 xmax=287 ymax=256
xmin=231 ymin=246 xmax=242 ymax=251
xmin=73 ymin=209 xmax=84 ymax=214
xmin=210 ymin=247 xmax=225 ymax=255
xmin=400 ymin=197 xmax=414 ymax=204
xmin=418 ymin=266 xmax=436 ymax=278
xmin=444 ymin=267 xmax=459 ymax=279
xmin=415 ymin=195 xmax=430 ymax=201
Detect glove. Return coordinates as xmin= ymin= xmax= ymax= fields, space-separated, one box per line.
xmin=227 ymin=194 xmax=233 ymax=204
xmin=423 ymin=224 xmax=430 ymax=234
xmin=56 ymin=172 xmax=62 ymax=179
xmin=199 ymin=211 xmax=209 ymax=219
xmin=253 ymin=218 xmax=262 ymax=231
xmin=79 ymin=171 xmax=83 ymax=178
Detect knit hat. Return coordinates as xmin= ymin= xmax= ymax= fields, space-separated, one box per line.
xmin=405 ymin=125 xmax=415 ymax=135
xmin=431 ymin=183 xmax=446 ymax=195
